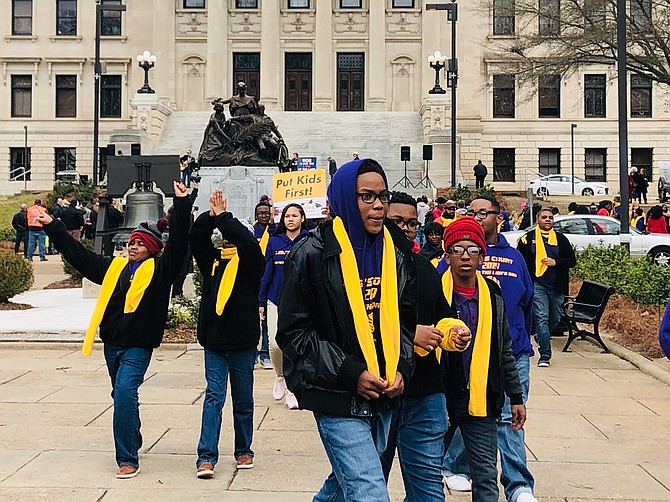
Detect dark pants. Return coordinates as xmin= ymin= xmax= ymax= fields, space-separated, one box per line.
xmin=180 ymin=166 xmax=191 ymax=187
xmin=15 ymin=231 xmax=28 ymax=256
xmin=444 ymin=406 xmax=499 ymax=502
xmin=476 ymin=175 xmax=486 ymax=189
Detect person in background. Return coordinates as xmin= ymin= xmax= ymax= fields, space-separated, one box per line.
xmin=628 ymin=167 xmax=638 ymax=202
xmin=596 ymin=200 xmax=611 ymax=216
xmin=416 ymin=195 xmax=429 ymax=247
xmin=432 ymin=197 xmax=447 ymax=222
xmin=551 ymin=206 xmax=560 ymax=216
xmin=631 ymin=208 xmax=646 ymax=232
xmin=435 ymin=200 xmax=457 ymax=227
xmin=61 ymin=198 xmax=86 ymax=241
xmin=611 ymin=196 xmax=622 ymax=219
xmin=659 ymin=296 xmax=670 ymax=360
xmin=189 ymin=189 xmax=264 ymax=476
xmin=474 ymin=160 xmax=488 ymax=190
xmin=646 ymin=205 xmax=668 ymax=234
xmin=352 ymin=151 xmax=360 ymax=160
xmin=636 ymin=168 xmax=649 ymax=204
xmin=419 ymin=221 xmax=445 ymax=267
xmin=259 ymin=203 xmax=308 ymax=409
xmin=53 ymin=198 xmax=65 ymax=220
xmin=327 ymin=155 xmax=337 ymax=179
xmin=26 ymin=199 xmax=48 ymax=261
xmin=12 ymin=204 xmax=29 ymax=257
xmin=567 ymin=202 xmax=578 ymax=215
xmin=662 ymin=204 xmax=670 ymax=230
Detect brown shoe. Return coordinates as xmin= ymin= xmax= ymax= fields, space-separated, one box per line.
xmin=197 ymin=462 xmax=215 ymax=479
xmin=236 ymin=455 xmax=254 ymax=469
xmin=116 ymin=465 xmax=140 ymax=479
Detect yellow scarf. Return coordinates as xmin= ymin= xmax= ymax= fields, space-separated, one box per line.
xmin=82 ymin=257 xmax=155 ymax=356
xmin=332 ymin=217 xmax=400 ymax=385
xmin=414 ymin=317 xmax=468 ymax=361
xmin=430 ymin=257 xmax=440 ymax=268
xmin=441 ymin=270 xmax=493 ymax=417
xmin=258 ymin=225 xmax=270 ymax=255
xmin=534 ymin=227 xmax=558 ymax=277
xmin=214 ymin=247 xmax=239 ymax=315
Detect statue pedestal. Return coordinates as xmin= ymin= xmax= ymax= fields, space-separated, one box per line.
xmin=193 ymin=166 xmax=278 ymax=222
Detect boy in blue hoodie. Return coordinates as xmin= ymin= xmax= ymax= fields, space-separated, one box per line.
xmin=443 ymin=196 xmax=537 ymax=502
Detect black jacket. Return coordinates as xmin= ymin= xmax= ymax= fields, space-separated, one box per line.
xmin=418 ymin=241 xmax=443 ymax=262
xmin=329 ymin=159 xmax=337 ymax=176
xmin=12 ymin=211 xmax=27 ymax=232
xmin=189 ymin=211 xmax=264 ymax=353
xmin=516 ymin=229 xmax=576 ymax=296
xmin=61 ymin=207 xmax=85 ymax=230
xmin=44 ymin=197 xmax=191 ymax=348
xmin=474 ymin=162 xmax=488 ymax=177
xmin=442 ymin=278 xmax=523 ymax=417
xmin=276 ymin=220 xmax=416 ymax=417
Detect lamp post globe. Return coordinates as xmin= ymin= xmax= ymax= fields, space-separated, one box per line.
xmin=137 ymin=51 xmax=157 ymax=94
xmin=428 ymin=50 xmax=447 ymax=95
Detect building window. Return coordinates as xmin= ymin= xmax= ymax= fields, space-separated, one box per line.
xmin=585 ymin=148 xmax=607 ymax=182
xmin=631 ymin=148 xmax=653 ymax=180
xmin=493 ymin=148 xmax=515 ymax=182
xmin=12 ymin=0 xmax=32 ymax=35
xmin=631 ymin=75 xmax=652 ymax=117
xmin=539 ymin=148 xmax=561 ymax=175
xmin=10 ymin=148 xmax=31 ymax=182
xmin=392 ymin=0 xmax=414 ymax=6
xmin=100 ymin=75 xmax=122 ymax=118
xmin=340 ymin=0 xmax=362 ymax=7
xmin=538 ymin=0 xmax=560 ymax=36
xmin=235 ymin=0 xmax=257 ymax=7
xmin=100 ymin=0 xmax=122 ymax=36
xmin=56 ymin=0 xmax=77 ymax=35
xmin=539 ymin=74 xmax=560 ymax=118
xmin=55 ymin=75 xmax=77 ymax=118
xmin=493 ymin=0 xmax=515 ymax=35
xmin=584 ymin=74 xmax=606 ymax=118
xmin=55 ymin=148 xmax=77 ymax=181
xmin=288 ymin=0 xmax=310 ymax=8
xmin=184 ymin=0 xmax=206 ymax=7
xmin=493 ymin=74 xmax=515 ymax=118
xmin=630 ymin=0 xmax=651 ymax=28
xmin=11 ymin=75 xmax=32 ymax=118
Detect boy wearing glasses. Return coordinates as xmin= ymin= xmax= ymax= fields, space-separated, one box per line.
xmin=440 ymin=217 xmax=525 ymax=502
xmin=444 ymin=196 xmax=538 ymax=502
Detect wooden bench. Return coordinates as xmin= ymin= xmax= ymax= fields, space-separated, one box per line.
xmin=561 ymin=280 xmax=615 ymax=353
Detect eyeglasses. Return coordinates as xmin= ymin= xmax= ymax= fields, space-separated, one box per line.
xmin=389 ymin=217 xmax=419 ymax=229
xmin=447 ymin=245 xmax=482 ymax=256
xmin=466 ymin=209 xmax=500 ymax=220
xmin=445 ymin=206 xmax=457 ymax=210
xmin=357 ymin=192 xmax=390 ymax=204
xmin=426 ymin=231 xmax=442 ymax=237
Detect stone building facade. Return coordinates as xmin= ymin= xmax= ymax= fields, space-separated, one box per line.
xmin=1 ymin=0 xmax=669 ymax=195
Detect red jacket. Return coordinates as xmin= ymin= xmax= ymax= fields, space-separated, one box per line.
xmin=646 ymin=216 xmax=668 ymax=234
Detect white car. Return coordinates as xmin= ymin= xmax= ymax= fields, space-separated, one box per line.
xmin=529 ymin=175 xmax=610 ymax=197
xmin=504 ymin=215 xmax=670 ymax=267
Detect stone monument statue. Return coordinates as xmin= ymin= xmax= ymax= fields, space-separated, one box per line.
xmin=197 ymin=82 xmax=290 ymax=170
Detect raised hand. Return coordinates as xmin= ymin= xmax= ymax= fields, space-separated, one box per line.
xmin=36 ymin=213 xmax=53 ymax=225
xmin=173 ymin=180 xmax=188 ymax=198
xmin=210 ymin=189 xmax=227 ymax=216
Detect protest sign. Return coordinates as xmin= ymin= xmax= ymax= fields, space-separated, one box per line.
xmin=296 ymin=157 xmax=317 ymax=170
xmin=272 ymin=169 xmax=327 ymax=222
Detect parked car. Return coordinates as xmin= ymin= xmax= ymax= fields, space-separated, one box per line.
xmin=504 ymin=214 xmax=670 ymax=266
xmin=657 ymin=161 xmax=670 ymax=203
xmin=529 ymin=175 xmax=610 ymax=197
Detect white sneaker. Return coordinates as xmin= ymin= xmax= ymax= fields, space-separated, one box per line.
xmin=285 ymin=391 xmax=299 ymax=410
xmin=445 ymin=474 xmax=472 ymax=492
xmin=260 ymin=359 xmax=273 ymax=370
xmin=516 ymin=493 xmax=539 ymax=502
xmin=272 ymin=376 xmax=286 ymax=401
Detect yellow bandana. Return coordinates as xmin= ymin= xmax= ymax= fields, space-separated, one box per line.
xmin=82 ymin=257 xmax=155 ymax=356
xmin=441 ymin=270 xmax=493 ymax=417
xmin=534 ymin=227 xmax=557 ymax=277
xmin=332 ymin=217 xmax=400 ymax=385
xmin=214 ymin=247 xmax=239 ymax=315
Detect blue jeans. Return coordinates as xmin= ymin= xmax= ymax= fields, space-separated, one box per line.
xmin=533 ymin=281 xmax=564 ymax=360
xmin=197 ymin=347 xmax=256 ymax=466
xmin=180 ymin=166 xmax=191 ymax=187
xmin=381 ymin=393 xmax=447 ymax=502
xmin=416 ymin=225 xmax=425 ymax=247
xmin=104 ymin=344 xmax=153 ymax=468
xmin=313 ymin=409 xmax=393 ymax=502
xmin=443 ymin=407 xmax=498 ymax=502
xmin=27 ymin=229 xmax=46 ymax=260
xmin=257 ymin=318 xmax=270 ymax=362
xmin=443 ymin=355 xmax=534 ymax=501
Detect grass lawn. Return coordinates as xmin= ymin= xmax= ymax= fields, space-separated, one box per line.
xmin=0 ymin=191 xmax=51 ymax=229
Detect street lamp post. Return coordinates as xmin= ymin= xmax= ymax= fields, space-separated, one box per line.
xmin=428 ymin=51 xmax=447 ymax=95
xmin=93 ymin=0 xmax=126 ymax=187
xmin=571 ymin=123 xmax=577 ymax=195
xmin=136 ymin=51 xmax=157 ymax=94
xmin=23 ymin=125 xmax=28 ymax=191
xmin=616 ymin=0 xmax=630 ymax=252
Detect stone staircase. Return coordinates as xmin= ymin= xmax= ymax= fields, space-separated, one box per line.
xmin=154 ymin=111 xmax=450 ymax=194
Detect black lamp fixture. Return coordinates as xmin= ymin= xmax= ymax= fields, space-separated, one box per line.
xmin=136 ymin=51 xmax=157 ymax=94
xmin=427 ymin=51 xmax=448 ymax=95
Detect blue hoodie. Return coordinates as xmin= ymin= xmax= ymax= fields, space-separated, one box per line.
xmin=253 ymin=221 xmax=277 ymax=240
xmin=436 ymin=234 xmax=534 ymax=358
xmin=259 ymin=228 xmax=307 ymax=307
xmin=659 ymin=299 xmax=670 ymax=360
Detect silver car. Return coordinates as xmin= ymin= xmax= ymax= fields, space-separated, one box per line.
xmin=504 ymin=214 xmax=670 ymax=267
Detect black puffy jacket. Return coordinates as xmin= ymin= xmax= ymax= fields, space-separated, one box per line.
xmin=276 ymin=220 xmax=416 ymax=418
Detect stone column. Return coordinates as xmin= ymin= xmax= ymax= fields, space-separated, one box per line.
xmin=367 ymin=1 xmax=387 ymax=110
xmin=313 ymin=0 xmax=334 ymax=111
xmin=153 ymin=0 xmax=176 ymax=104
xmin=260 ymin=1 xmax=281 ymax=110
xmin=206 ymin=0 xmax=228 ymax=101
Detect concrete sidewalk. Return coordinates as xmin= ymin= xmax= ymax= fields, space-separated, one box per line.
xmin=0 ymin=340 xmax=669 ymax=501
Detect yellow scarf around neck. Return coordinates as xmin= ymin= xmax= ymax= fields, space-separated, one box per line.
xmin=441 ymin=270 xmax=493 ymax=417
xmin=82 ymin=257 xmax=155 ymax=356
xmin=332 ymin=216 xmax=400 ymax=385
xmin=214 ymin=247 xmax=239 ymax=315
xmin=534 ymin=226 xmax=558 ymax=277
xmin=259 ymin=225 xmax=270 ymax=255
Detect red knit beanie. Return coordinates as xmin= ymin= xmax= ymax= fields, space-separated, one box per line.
xmin=443 ymin=216 xmax=486 ymax=255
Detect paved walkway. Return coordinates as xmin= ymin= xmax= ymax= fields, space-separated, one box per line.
xmin=0 ymin=258 xmax=669 ymax=500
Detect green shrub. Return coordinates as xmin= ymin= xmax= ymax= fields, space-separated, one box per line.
xmin=0 ymin=226 xmax=16 ymax=242
xmin=47 ymin=180 xmax=97 ymax=211
xmin=166 ymin=296 xmax=199 ymax=328
xmin=62 ymin=239 xmax=95 ymax=280
xmin=0 ymin=253 xmax=34 ymax=302
xmin=450 ymin=183 xmax=471 ymax=202
xmin=476 ymin=184 xmax=496 ymax=198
